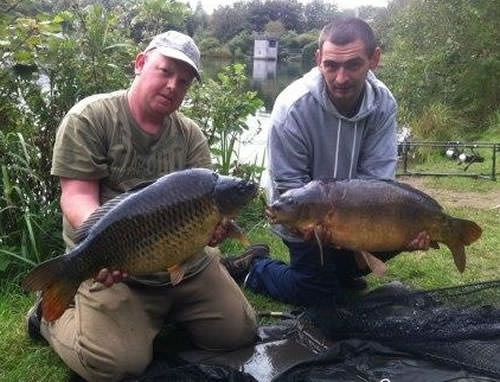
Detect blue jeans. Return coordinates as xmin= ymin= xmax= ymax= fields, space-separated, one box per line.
xmin=245 ymin=240 xmax=397 ymax=306
xmin=246 ymin=240 xmax=361 ymax=306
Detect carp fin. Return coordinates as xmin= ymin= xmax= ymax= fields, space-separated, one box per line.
xmin=447 ymin=241 xmax=466 ymax=273
xmin=23 ymin=256 xmax=80 ymax=321
xmin=74 ymin=180 xmax=156 ymax=243
xmin=313 ymin=226 xmax=324 ymax=266
xmin=223 ymin=220 xmax=250 ymax=247
xmin=391 ymin=181 xmax=444 ymax=212
xmin=354 ymin=251 xmax=387 ymax=277
xmin=168 ymin=264 xmax=187 ymax=286
xmin=74 ymin=192 xmax=134 ymax=243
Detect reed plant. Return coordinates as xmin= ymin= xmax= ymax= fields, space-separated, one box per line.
xmin=0 ymin=131 xmax=63 ymax=282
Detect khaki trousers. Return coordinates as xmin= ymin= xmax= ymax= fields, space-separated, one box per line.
xmin=40 ymin=253 xmax=257 ymax=382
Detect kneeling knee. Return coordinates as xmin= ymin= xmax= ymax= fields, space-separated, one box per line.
xmin=78 ymin=346 xmax=151 ymax=382
xmin=199 ymin=319 xmax=258 ymax=351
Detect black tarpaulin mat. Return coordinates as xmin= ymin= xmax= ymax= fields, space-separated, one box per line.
xmin=177 ymin=320 xmax=320 ymax=381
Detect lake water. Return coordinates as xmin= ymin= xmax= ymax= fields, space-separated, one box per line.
xmin=201 ymin=57 xmax=314 ymax=181
xmin=202 ymin=57 xmax=313 ymax=112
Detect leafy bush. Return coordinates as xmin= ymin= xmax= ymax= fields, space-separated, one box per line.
xmin=302 ymin=41 xmax=317 ymax=70
xmin=280 ymin=30 xmax=300 ymax=49
xmin=228 ymin=30 xmax=253 ymax=58
xmin=197 ymin=36 xmax=221 ymax=52
xmin=0 ymin=132 xmax=63 ymax=281
xmin=183 ymin=63 xmax=264 ymax=178
xmin=1 ymin=6 xmax=135 ymax=203
xmin=408 ymin=102 xmax=470 ymax=162
xmin=411 ymin=103 xmax=470 ymax=142
xmin=380 ymin=0 xmax=499 ymax=130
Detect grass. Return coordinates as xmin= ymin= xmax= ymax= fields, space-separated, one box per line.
xmin=413 ymin=175 xmax=499 ymax=193
xmin=0 ymin=284 xmax=69 ymax=381
xmin=1 ymin=178 xmax=499 ymax=381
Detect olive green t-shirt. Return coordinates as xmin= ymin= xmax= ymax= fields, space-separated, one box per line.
xmin=51 ymin=89 xmax=215 ymax=286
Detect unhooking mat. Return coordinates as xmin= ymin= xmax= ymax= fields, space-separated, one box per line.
xmin=113 ymin=280 xmax=500 ymax=382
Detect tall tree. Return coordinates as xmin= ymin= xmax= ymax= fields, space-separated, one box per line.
xmin=262 ymin=0 xmax=304 ymax=32
xmin=186 ymin=1 xmax=209 ymax=36
xmin=129 ymin=0 xmax=190 ymax=43
xmin=303 ymin=0 xmax=338 ymax=31
xmin=381 ymin=0 xmax=499 ymax=126
xmin=211 ymin=2 xmax=250 ymax=43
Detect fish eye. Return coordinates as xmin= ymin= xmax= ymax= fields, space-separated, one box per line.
xmin=282 ymin=196 xmax=296 ymax=206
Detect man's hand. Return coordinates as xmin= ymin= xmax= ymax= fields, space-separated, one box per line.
xmin=95 ymin=268 xmax=129 ymax=287
xmin=405 ymin=231 xmax=432 ymax=251
xmin=208 ymin=223 xmax=227 ymax=247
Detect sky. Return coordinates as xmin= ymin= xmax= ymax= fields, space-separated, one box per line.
xmin=185 ymin=0 xmax=389 ymax=14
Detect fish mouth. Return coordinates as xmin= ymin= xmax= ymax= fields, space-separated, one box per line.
xmin=240 ymin=180 xmax=258 ymax=198
xmin=214 ymin=176 xmax=258 ymax=215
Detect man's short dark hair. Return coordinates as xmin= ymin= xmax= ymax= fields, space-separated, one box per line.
xmin=319 ymin=17 xmax=377 ymax=57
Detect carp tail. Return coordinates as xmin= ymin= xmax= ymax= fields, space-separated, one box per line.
xmin=453 ymin=217 xmax=482 ymax=246
xmin=443 ymin=217 xmax=482 ymax=273
xmin=354 ymin=251 xmax=387 ymax=276
xmin=23 ymin=256 xmax=80 ymax=321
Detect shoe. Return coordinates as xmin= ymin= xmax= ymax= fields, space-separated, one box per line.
xmin=221 ymin=244 xmax=270 ymax=284
xmin=339 ymin=276 xmax=368 ymax=291
xmin=26 ymin=296 xmax=46 ymax=343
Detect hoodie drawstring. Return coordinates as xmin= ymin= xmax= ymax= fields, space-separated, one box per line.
xmin=334 ymin=119 xmax=342 ymax=179
xmin=334 ymin=120 xmax=357 ymax=180
xmin=348 ymin=122 xmax=357 ymax=179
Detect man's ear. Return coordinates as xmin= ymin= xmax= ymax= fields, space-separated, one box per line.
xmin=134 ymin=52 xmax=146 ymax=75
xmin=369 ymin=47 xmax=381 ymax=70
xmin=315 ymin=48 xmax=321 ymax=67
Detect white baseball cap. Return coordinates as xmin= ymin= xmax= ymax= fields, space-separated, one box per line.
xmin=145 ymin=30 xmax=201 ymax=81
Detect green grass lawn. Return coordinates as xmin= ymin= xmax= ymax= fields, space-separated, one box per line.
xmin=1 ymin=178 xmax=499 ymax=381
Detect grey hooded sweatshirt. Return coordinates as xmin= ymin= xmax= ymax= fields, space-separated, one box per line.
xmin=267 ymin=66 xmax=398 ymax=242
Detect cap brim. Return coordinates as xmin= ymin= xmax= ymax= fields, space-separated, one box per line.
xmin=155 ymin=47 xmax=201 ymax=81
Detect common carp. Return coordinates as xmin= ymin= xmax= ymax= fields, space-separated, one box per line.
xmin=266 ymin=179 xmax=482 ymax=275
xmin=23 ymin=168 xmax=257 ymax=321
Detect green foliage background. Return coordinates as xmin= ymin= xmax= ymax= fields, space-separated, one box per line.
xmin=1 ymin=0 xmax=499 ymax=280
xmin=0 ymin=1 xmax=499 ymax=379
xmin=379 ymin=0 xmax=499 ymax=138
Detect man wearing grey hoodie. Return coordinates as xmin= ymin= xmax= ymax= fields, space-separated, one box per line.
xmin=228 ymin=18 xmax=430 ymax=306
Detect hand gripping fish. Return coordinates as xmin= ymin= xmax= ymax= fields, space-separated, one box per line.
xmin=23 ymin=168 xmax=257 ymax=321
xmin=266 ymin=179 xmax=482 ymax=275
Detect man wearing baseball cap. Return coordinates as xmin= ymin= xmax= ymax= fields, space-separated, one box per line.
xmin=26 ymin=30 xmax=262 ymax=382
xmin=144 ymin=30 xmax=202 ymax=81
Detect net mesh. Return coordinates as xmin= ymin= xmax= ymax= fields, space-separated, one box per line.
xmin=306 ymin=279 xmax=500 ymax=378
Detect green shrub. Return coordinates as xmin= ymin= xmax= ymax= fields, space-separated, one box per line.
xmin=302 ymin=41 xmax=317 ymax=70
xmin=408 ymin=103 xmax=471 ymax=162
xmin=411 ymin=103 xmax=470 ymax=142
xmin=183 ymin=63 xmax=264 ymax=178
xmin=228 ymin=30 xmax=253 ymax=58
xmin=0 ymin=132 xmax=63 ymax=281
